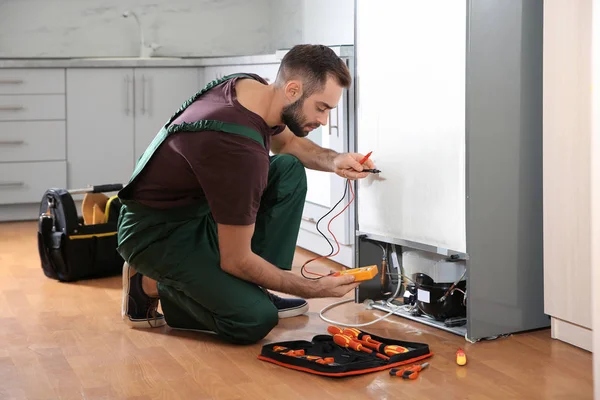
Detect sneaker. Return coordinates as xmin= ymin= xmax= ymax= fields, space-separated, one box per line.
xmin=267 ymin=292 xmax=309 ymax=318
xmin=121 ymin=262 xmax=166 ymax=328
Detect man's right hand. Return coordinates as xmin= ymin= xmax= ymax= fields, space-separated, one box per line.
xmin=308 ymin=274 xmax=360 ymax=298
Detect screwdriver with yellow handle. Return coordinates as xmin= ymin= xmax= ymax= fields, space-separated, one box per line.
xmin=333 ymin=334 xmax=390 ymax=360
xmin=328 ymin=326 xmax=409 ymax=357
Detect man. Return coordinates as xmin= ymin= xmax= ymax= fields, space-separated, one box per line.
xmin=117 ymin=44 xmax=376 ymax=345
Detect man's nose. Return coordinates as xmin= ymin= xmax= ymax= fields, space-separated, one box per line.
xmin=317 ymin=113 xmax=329 ymax=126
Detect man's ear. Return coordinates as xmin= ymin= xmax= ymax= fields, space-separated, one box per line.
xmin=284 ymin=80 xmax=303 ymax=102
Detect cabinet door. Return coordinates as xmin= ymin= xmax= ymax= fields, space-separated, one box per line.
xmin=133 ymin=68 xmax=199 ymax=161
xmin=66 ymin=68 xmax=134 ymax=191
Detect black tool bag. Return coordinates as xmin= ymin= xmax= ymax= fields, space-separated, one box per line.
xmin=37 ymin=184 xmax=125 ymax=282
xmin=258 ymin=327 xmax=433 ymax=377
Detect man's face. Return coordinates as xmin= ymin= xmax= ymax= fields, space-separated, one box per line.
xmin=281 ymin=77 xmax=344 ymax=137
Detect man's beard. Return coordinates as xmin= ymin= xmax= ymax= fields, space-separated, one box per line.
xmin=281 ymin=97 xmax=308 ymax=137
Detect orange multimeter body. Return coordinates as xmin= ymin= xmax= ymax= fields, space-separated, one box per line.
xmin=333 ymin=265 xmax=378 ymax=282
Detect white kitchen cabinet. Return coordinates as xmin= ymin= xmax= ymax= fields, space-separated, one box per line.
xmin=67 ymin=67 xmax=200 ymax=191
xmin=66 ymin=68 xmax=135 ymax=191
xmin=133 ymin=68 xmax=199 ymax=161
xmin=0 ymin=68 xmax=67 ymax=222
xmin=543 ymin=0 xmax=593 ymax=351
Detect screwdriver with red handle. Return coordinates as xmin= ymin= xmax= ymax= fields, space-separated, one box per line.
xmin=333 ymin=334 xmax=390 ymax=360
xmin=329 ymin=326 xmax=409 ymax=356
xmin=343 ymin=327 xmax=386 ymax=352
xmin=329 ymin=326 xmax=378 ymax=351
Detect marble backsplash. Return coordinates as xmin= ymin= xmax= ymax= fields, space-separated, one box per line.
xmin=0 ymin=0 xmax=303 ymax=58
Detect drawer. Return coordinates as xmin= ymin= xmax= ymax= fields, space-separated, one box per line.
xmin=0 ymin=121 xmax=66 ymax=162
xmin=0 ymin=95 xmax=65 ymax=121
xmin=0 ymin=161 xmax=66 ymax=205
xmin=0 ymin=69 xmax=65 ymax=94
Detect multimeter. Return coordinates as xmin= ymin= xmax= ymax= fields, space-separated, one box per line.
xmin=333 ymin=265 xmax=379 ymax=282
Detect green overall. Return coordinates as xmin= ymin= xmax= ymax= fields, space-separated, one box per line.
xmin=116 ymin=74 xmax=307 ymax=344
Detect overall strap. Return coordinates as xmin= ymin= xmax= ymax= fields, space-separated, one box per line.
xmin=120 ymin=73 xmax=266 ymax=198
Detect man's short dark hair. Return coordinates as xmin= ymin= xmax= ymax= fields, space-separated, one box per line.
xmin=275 ymin=44 xmax=352 ymax=97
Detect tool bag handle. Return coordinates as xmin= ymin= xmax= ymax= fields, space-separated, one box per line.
xmin=68 ymin=183 xmax=123 ymax=195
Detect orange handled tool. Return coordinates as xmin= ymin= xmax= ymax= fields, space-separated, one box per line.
xmin=327 ymin=326 xmax=344 ymax=336
xmin=389 ymin=362 xmax=429 ymax=379
xmin=281 ymin=349 xmax=305 ymax=357
xmin=315 ymin=357 xmax=335 ymax=365
xmin=343 ymin=328 xmax=384 ymax=351
xmin=384 ymin=345 xmax=409 ymax=356
xmin=333 ymin=334 xmax=389 ymax=360
xmin=334 ymin=325 xmax=410 ymax=356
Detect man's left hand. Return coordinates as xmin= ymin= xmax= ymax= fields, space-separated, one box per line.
xmin=333 ymin=153 xmax=377 ymax=180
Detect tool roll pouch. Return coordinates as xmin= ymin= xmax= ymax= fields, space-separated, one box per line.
xmin=258 ymin=329 xmax=433 ymax=377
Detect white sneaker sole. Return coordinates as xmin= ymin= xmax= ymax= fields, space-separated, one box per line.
xmin=121 ymin=262 xmax=166 ymax=328
xmin=278 ymin=302 xmax=309 ymax=319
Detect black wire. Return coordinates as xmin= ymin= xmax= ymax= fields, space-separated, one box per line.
xmin=300 ymin=178 xmax=351 ymax=280
xmin=316 ymin=179 xmax=350 ymax=256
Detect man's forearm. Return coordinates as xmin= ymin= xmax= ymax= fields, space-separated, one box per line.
xmin=222 ymin=253 xmax=316 ymax=298
xmin=285 ymin=136 xmax=339 ymax=172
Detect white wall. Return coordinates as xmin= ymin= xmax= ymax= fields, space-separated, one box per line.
xmin=0 ymin=0 xmax=355 ymax=58
xmin=270 ymin=0 xmax=304 ymax=51
xmin=302 ymin=0 xmax=354 ymax=45
xmin=0 ymin=0 xmax=305 ymax=58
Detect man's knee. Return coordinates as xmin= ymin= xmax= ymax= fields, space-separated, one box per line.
xmin=270 ymin=154 xmax=307 ymax=195
xmin=219 ymin=302 xmax=278 ymax=345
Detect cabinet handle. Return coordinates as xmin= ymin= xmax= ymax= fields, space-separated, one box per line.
xmin=0 ymin=181 xmax=24 ymax=187
xmin=0 ymin=80 xmax=24 ymax=84
xmin=329 ymin=108 xmax=339 ymax=137
xmin=302 ymin=216 xmax=316 ymax=223
xmin=124 ymin=75 xmax=131 ymax=115
xmin=141 ymin=75 xmax=146 ymax=115
xmin=0 ymin=140 xmax=24 ymax=145
xmin=0 ymin=106 xmax=24 ymax=111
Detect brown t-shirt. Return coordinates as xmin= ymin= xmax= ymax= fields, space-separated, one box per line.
xmin=126 ymin=74 xmax=286 ymax=225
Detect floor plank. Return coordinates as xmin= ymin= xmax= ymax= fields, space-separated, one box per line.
xmin=0 ymin=221 xmax=593 ymax=399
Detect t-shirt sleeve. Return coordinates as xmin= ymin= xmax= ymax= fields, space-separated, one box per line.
xmin=183 ymin=132 xmax=268 ymax=226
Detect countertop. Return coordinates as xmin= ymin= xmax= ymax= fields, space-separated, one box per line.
xmin=0 ymin=54 xmax=281 ymax=69
xmin=0 ymin=46 xmax=353 ymax=69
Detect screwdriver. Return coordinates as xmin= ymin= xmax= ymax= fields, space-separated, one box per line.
xmin=329 ymin=326 xmax=374 ymax=350
xmin=333 ymin=334 xmax=390 ymax=360
xmin=343 ymin=328 xmax=384 ymax=351
xmin=384 ymin=345 xmax=409 ymax=356
xmin=329 ymin=325 xmax=387 ymax=354
xmin=341 ymin=327 xmax=409 ymax=356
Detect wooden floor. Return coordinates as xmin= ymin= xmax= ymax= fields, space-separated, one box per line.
xmin=0 ymin=221 xmax=594 ymax=400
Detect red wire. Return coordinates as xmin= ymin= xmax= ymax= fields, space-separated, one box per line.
xmin=301 ymin=178 xmax=356 ymax=277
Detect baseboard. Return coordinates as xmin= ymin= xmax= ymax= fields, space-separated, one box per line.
xmin=296 ymin=228 xmax=354 ymax=268
xmin=550 ymin=317 xmax=593 ymax=352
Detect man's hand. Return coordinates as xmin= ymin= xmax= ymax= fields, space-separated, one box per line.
xmin=333 ymin=153 xmax=377 ymax=180
xmin=309 ymin=274 xmax=360 ymax=298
